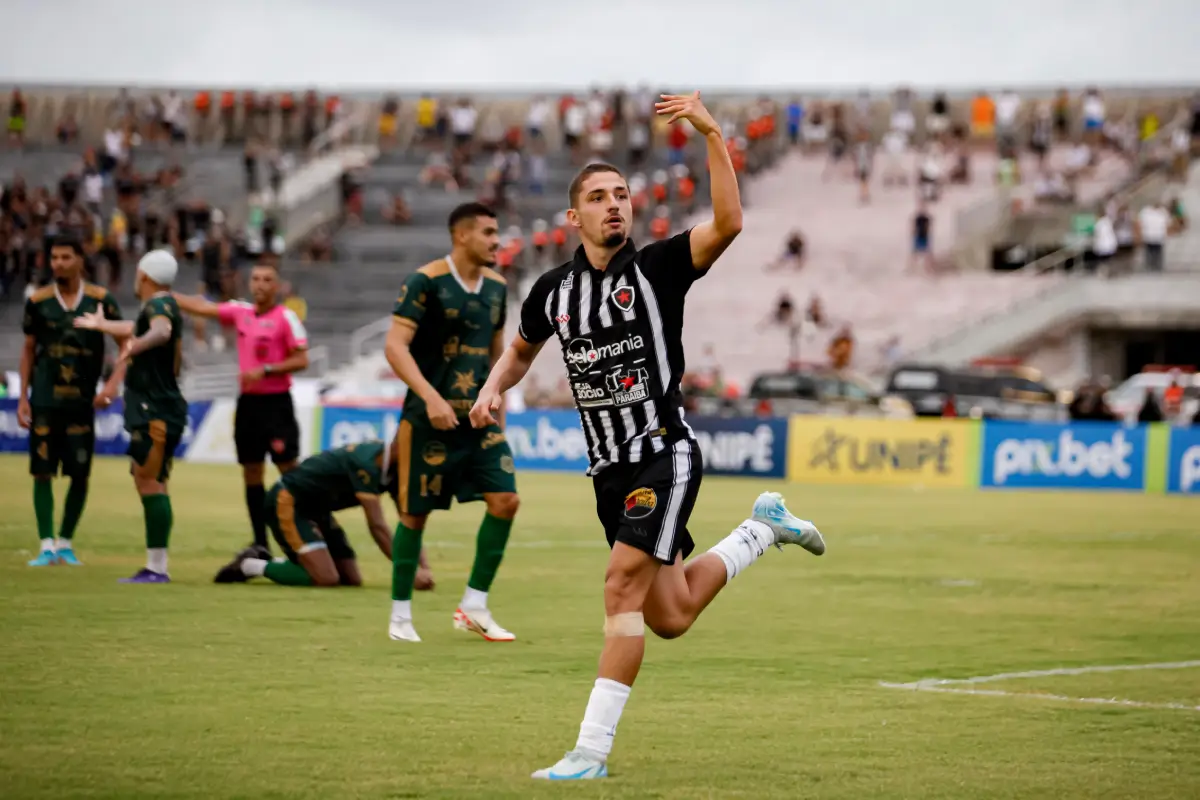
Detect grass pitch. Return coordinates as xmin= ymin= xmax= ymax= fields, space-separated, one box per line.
xmin=1 ymin=455 xmax=1199 ymax=799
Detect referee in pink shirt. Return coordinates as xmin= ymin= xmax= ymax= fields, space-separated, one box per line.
xmin=175 ymin=263 xmax=309 ymax=554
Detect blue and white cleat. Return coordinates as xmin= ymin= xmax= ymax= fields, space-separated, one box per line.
xmin=56 ymin=547 xmax=82 ymax=566
xmin=752 ymin=492 xmax=825 ymax=555
xmin=28 ymin=550 xmax=58 ymax=567
xmin=531 ymin=750 xmax=608 ymax=780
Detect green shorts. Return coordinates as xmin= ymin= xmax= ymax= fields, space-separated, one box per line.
xmin=29 ymin=407 xmax=95 ymax=479
xmin=394 ymin=420 xmax=517 ymax=516
xmin=127 ymin=420 xmax=183 ymax=482
xmin=264 ymin=484 xmax=356 ymax=563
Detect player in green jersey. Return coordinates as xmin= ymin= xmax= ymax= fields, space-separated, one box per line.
xmin=211 ymin=439 xmax=430 ymax=587
xmin=75 ymin=250 xmax=187 ymax=584
xmin=18 ymin=236 xmax=124 ymax=566
xmin=384 ymin=202 xmax=520 ymax=643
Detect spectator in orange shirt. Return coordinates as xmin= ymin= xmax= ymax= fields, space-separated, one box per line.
xmin=970 ymin=91 xmax=996 ymax=141
xmin=194 ymin=91 xmax=211 ymax=144
xmin=828 ymin=326 xmax=855 ymax=370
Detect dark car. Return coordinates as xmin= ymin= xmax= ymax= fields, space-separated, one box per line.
xmin=884 ymin=363 xmax=1062 ymax=420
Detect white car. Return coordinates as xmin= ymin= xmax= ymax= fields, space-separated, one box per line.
xmin=1106 ymin=372 xmax=1200 ymax=423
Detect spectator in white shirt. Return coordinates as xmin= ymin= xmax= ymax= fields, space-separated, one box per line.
xmin=1137 ymin=201 xmax=1171 ymax=271
xmin=450 ymin=98 xmax=478 ymax=150
xmin=526 ymin=96 xmax=550 ymax=140
xmin=995 ymin=89 xmax=1020 ymax=146
xmin=1090 ymin=210 xmax=1117 ymax=273
xmin=881 ymin=129 xmax=909 ymax=187
xmin=1083 ymin=88 xmax=1106 ymax=138
xmin=1064 ymin=140 xmax=1092 ymax=178
xmin=563 ymin=103 xmax=586 ymax=160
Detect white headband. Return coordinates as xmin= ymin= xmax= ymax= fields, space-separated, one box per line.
xmin=137 ymin=250 xmax=178 ymax=287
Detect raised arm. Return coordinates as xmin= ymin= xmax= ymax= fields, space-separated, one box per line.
xmin=356 ymin=493 xmax=393 ymax=559
xmin=655 ymin=92 xmax=743 ymax=270
xmin=172 ymin=292 xmax=223 ymax=319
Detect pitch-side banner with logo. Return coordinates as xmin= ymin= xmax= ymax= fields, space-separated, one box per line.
xmin=318 ymin=405 xmax=592 ymax=473
xmin=690 ymin=416 xmax=788 ymax=478
xmin=0 ymin=398 xmax=211 ymax=457
xmin=787 ymin=417 xmax=977 ymax=487
xmin=980 ymin=420 xmax=1147 ymax=491
xmin=1166 ymin=426 xmax=1200 ymax=495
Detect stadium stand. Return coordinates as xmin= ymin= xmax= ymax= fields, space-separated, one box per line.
xmin=3 ymin=85 xmax=1198 ymax=398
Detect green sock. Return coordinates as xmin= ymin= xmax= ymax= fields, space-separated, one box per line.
xmin=33 ymin=480 xmax=54 ymax=543
xmin=264 ymin=560 xmax=314 ymax=586
xmin=467 ymin=513 xmax=514 ymax=593
xmin=141 ymin=494 xmax=172 ymax=550
xmin=391 ymin=523 xmax=424 ymax=601
xmin=59 ymin=478 xmax=88 ymax=541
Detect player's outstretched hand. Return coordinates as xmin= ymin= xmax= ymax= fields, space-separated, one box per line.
xmin=656 ymin=91 xmax=719 ymax=136
xmin=73 ymin=310 xmax=105 ymax=330
xmin=426 ymin=395 xmax=459 ymax=431
xmin=469 ymin=389 xmax=501 ymax=429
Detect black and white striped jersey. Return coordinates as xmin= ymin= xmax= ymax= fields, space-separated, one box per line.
xmin=518 ymin=231 xmax=707 ymax=474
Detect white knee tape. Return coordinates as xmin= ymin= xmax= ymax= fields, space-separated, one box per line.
xmin=604 ymin=612 xmax=645 ymax=637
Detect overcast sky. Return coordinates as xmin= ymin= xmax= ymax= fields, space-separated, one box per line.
xmin=2 ymin=0 xmax=1198 ymax=90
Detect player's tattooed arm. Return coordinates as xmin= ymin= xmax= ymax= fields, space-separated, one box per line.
xmin=656 ymin=91 xmax=743 ymax=270
xmin=119 ymin=316 xmax=173 ymax=365
xmin=356 ymin=493 xmax=393 ymax=559
xmin=73 ymin=310 xmax=135 ymax=339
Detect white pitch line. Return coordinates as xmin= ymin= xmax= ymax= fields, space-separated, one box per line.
xmin=879 ymin=660 xmax=1200 ymax=712
xmin=878 ymin=684 xmax=1200 ymax=712
xmin=885 ymin=659 xmax=1200 ymax=689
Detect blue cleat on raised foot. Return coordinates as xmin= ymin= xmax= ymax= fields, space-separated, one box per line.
xmin=119 ymin=568 xmax=170 ymax=584
xmin=531 ymin=751 xmax=608 ymax=780
xmin=56 ymin=547 xmax=82 ymax=566
xmin=752 ymin=492 xmax=825 ymax=555
xmin=28 ymin=550 xmax=58 ymax=567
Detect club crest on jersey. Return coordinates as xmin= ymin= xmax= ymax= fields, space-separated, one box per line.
xmin=624 ymin=487 xmax=657 ymax=519
xmin=422 ymin=441 xmax=448 ymax=466
xmin=611 ymin=285 xmax=636 ymax=313
xmin=605 ymin=366 xmax=650 ymax=405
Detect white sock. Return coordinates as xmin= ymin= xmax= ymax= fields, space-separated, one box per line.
xmin=707 ymin=520 xmax=774 ymax=582
xmin=40 ymin=538 xmax=56 ymax=553
xmin=575 ymin=678 xmax=631 ymax=760
xmin=391 ymin=599 xmax=412 ymax=621
xmin=55 ymin=538 xmax=71 ymax=551
xmin=146 ymin=548 xmax=168 ymax=575
xmin=241 ymin=558 xmax=267 ymax=577
xmin=460 ymin=586 xmax=488 ymax=610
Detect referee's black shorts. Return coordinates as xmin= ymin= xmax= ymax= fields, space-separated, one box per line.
xmin=592 ymin=438 xmax=702 ymax=565
xmin=234 ymin=392 xmax=300 ymax=466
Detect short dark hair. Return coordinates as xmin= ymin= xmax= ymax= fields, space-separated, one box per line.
xmin=569 ymin=163 xmax=626 ymax=208
xmin=447 ymin=202 xmax=496 ymax=233
xmin=49 ymin=235 xmax=84 ymax=256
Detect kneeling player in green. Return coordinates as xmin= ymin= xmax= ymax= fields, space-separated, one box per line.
xmin=19 ymin=236 xmax=123 ymax=566
xmin=76 ymin=250 xmax=188 ymax=583
xmin=384 ymin=203 xmax=520 ymax=643
xmin=211 ymin=439 xmax=425 ymax=587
